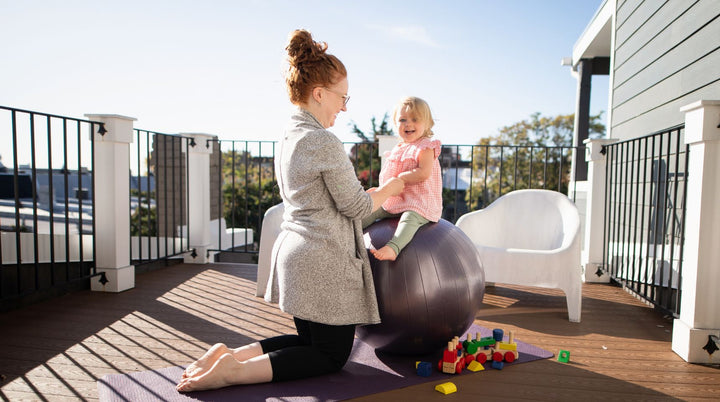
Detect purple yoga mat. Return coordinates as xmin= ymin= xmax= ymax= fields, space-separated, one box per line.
xmin=98 ymin=324 xmax=553 ymax=402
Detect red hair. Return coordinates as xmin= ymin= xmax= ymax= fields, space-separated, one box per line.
xmin=284 ymin=29 xmax=347 ymax=105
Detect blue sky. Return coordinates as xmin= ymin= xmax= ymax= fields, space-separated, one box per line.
xmin=1 ymin=0 xmax=607 ymax=146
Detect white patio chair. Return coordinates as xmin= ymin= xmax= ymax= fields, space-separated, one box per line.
xmin=255 ymin=202 xmax=284 ymax=297
xmin=455 ymin=189 xmax=582 ymax=322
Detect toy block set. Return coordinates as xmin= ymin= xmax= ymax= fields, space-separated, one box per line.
xmin=437 ymin=328 xmax=519 ymax=374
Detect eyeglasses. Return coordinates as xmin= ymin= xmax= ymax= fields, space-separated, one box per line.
xmin=322 ymin=87 xmax=350 ymax=107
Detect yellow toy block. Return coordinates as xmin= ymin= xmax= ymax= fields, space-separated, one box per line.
xmin=467 ymin=360 xmax=485 ymax=372
xmin=498 ymin=342 xmax=517 ymax=351
xmin=435 ymin=382 xmax=457 ymax=395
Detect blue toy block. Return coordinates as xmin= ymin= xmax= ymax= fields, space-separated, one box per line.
xmin=492 ymin=329 xmax=504 ymax=342
xmin=491 ymin=360 xmax=504 ymax=370
xmin=416 ymin=361 xmax=432 ymax=377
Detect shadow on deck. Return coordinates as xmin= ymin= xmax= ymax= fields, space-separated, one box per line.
xmin=1 ymin=262 xmax=718 ymax=401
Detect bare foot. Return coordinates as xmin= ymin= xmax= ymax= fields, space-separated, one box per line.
xmin=177 ymin=353 xmax=242 ymax=392
xmin=182 ymin=343 xmax=230 ymax=380
xmin=228 ymin=342 xmax=264 ymax=362
xmin=371 ymin=246 xmax=397 ymax=261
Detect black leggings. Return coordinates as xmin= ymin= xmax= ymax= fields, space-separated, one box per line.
xmin=259 ymin=317 xmax=356 ymax=382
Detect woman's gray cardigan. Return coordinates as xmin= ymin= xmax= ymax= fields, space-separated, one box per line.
xmin=264 ymin=109 xmax=381 ymax=326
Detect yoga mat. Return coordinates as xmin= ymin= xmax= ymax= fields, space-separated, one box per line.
xmin=98 ymin=324 xmax=553 ymax=402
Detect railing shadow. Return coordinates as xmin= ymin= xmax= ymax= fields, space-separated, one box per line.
xmin=0 ymin=263 xmax=289 ymax=399
xmin=476 ymin=283 xmax=674 ymax=341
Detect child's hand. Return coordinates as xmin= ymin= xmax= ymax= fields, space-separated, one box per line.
xmin=383 ymin=177 xmax=405 ymax=196
xmin=366 ymin=187 xmax=377 ymax=194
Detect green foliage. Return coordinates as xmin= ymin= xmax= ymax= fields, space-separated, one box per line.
xmin=221 ymin=150 xmax=280 ymax=238
xmin=130 ymin=204 xmax=157 ymax=236
xmin=223 ymin=179 xmax=280 ymax=236
xmin=351 ymin=113 xmax=394 ymax=142
xmin=348 ymin=142 xmax=381 ymax=189
xmin=349 ymin=114 xmax=393 ymax=189
xmin=466 ymin=112 xmax=605 ymax=210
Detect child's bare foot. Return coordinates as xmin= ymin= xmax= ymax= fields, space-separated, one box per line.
xmin=182 ymin=343 xmax=230 ymax=380
xmin=177 ymin=353 xmax=242 ymax=392
xmin=371 ymin=246 xmax=397 ymax=261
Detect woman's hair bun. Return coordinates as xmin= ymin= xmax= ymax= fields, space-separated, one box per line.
xmin=283 ymin=29 xmax=346 ymax=105
xmin=286 ymin=29 xmax=328 ymax=68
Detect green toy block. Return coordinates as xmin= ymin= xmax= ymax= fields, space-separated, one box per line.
xmin=477 ymin=336 xmax=496 ymax=347
xmin=558 ymin=349 xmax=571 ymax=363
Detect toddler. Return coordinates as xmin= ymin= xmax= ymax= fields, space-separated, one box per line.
xmin=362 ymin=96 xmax=442 ymax=261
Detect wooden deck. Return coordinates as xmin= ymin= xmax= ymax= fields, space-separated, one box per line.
xmin=1 ymin=262 xmax=718 ymax=401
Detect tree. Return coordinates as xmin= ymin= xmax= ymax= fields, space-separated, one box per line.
xmin=467 ymin=112 xmax=605 ymax=209
xmin=348 ymin=113 xmax=394 ymax=189
xmin=130 ymin=204 xmax=157 ymax=236
xmin=220 ymin=150 xmax=279 ymax=240
xmin=351 ymin=113 xmax=393 ymax=142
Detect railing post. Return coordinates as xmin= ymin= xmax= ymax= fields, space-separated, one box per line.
xmin=672 ymin=100 xmax=720 ymax=363
xmin=85 ymin=114 xmax=137 ymax=292
xmin=183 ymin=133 xmax=215 ymax=264
xmin=378 ymin=135 xmax=399 ymax=166
xmin=582 ymin=138 xmax=617 ymax=283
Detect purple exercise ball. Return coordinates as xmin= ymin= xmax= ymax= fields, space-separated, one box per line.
xmin=357 ymin=218 xmax=485 ymax=355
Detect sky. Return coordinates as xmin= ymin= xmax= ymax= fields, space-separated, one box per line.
xmin=0 ymin=0 xmax=608 ymax=147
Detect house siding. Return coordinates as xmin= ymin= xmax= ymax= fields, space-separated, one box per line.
xmin=610 ymin=0 xmax=720 ymax=140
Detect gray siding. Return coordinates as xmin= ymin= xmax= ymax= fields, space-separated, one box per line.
xmin=610 ymin=0 xmax=720 ymax=139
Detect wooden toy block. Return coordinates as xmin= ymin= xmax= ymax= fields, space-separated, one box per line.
xmin=491 ymin=360 xmax=504 ymax=370
xmin=463 ymin=332 xmax=483 ymax=349
xmin=478 ymin=336 xmax=496 ymax=347
xmin=417 ymin=361 xmax=433 ymax=377
xmin=442 ymin=361 xmax=456 ymax=374
xmin=435 ymin=382 xmax=457 ymax=395
xmin=442 ymin=347 xmax=456 ymax=361
xmin=463 ymin=333 xmax=473 ymax=350
xmin=492 ymin=329 xmax=504 ymax=342
xmin=466 ymin=360 xmax=485 ymax=372
xmin=498 ymin=342 xmax=517 ymax=351
xmin=439 ymin=339 xmax=466 ymax=374
xmin=465 ymin=342 xmax=479 ymax=355
xmin=558 ymin=349 xmax=571 ymax=363
xmin=474 ymin=350 xmax=490 ymax=364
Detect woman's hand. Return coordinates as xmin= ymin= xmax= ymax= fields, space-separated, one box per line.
xmin=382 ymin=177 xmax=405 ymax=197
xmin=369 ymin=177 xmax=404 ymax=211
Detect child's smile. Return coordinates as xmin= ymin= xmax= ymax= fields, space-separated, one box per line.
xmin=397 ymin=108 xmax=426 ymax=143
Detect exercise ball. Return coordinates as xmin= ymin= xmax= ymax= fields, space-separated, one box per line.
xmin=356 ymin=218 xmax=485 ymax=355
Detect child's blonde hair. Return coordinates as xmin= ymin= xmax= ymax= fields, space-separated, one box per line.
xmin=392 ymin=96 xmax=435 ymax=138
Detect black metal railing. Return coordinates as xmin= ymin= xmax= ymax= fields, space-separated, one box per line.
xmin=0 ymin=103 xmax=583 ymax=304
xmin=601 ymin=125 xmax=687 ymax=317
xmin=210 ymin=139 xmax=579 ymax=257
xmin=449 ymin=143 xmax=578 ymax=221
xmin=209 ymin=140 xmax=279 ymax=258
xmin=129 ymin=129 xmax=192 ymax=266
xmin=1 ymin=105 xmax=103 ymax=309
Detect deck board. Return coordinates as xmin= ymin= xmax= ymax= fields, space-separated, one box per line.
xmin=1 ymin=262 xmax=718 ymax=401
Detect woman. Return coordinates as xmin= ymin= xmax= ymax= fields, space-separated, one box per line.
xmin=176 ymin=29 xmax=404 ymax=392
